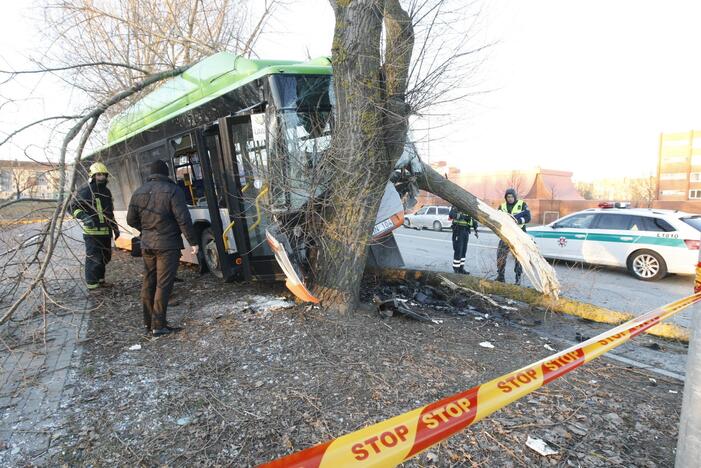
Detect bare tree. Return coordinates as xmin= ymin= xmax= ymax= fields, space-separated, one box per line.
xmin=311 ymin=0 xmax=558 ymax=311
xmin=629 ymin=175 xmax=657 ymax=208
xmin=39 ymin=0 xmax=282 ymax=119
xmin=575 ymin=181 xmax=594 ymax=200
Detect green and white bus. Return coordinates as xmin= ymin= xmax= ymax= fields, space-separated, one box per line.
xmin=83 ymin=52 xmax=404 ymax=298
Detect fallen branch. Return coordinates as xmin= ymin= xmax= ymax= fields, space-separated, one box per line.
xmin=439 ymin=275 xmax=517 ymax=312
xmin=416 ymin=161 xmax=561 ymax=300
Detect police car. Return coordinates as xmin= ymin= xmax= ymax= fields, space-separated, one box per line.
xmin=528 ymin=207 xmax=701 ymax=281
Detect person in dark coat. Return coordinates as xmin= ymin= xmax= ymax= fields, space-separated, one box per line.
xmin=127 ymin=160 xmax=198 ymax=337
xmin=68 ymin=162 xmax=120 ymax=290
xmin=448 ymin=206 xmax=478 ymax=274
xmin=496 ymin=188 xmax=531 ymax=285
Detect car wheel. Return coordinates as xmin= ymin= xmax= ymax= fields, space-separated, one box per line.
xmin=627 ymin=249 xmax=667 ymax=281
xmin=433 ymin=220 xmax=442 ymax=231
xmin=200 ymin=227 xmax=223 ymax=278
xmin=404 ymin=218 xmax=411 ymax=228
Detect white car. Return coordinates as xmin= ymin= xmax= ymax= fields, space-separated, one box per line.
xmin=403 ymin=205 xmax=451 ymax=231
xmin=528 ymin=208 xmax=701 ymax=281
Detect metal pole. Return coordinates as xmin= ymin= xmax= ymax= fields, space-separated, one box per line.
xmin=675 ymin=259 xmax=701 ymax=466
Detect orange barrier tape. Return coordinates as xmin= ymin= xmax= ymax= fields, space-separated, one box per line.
xmin=260 ymin=293 xmax=701 ymax=468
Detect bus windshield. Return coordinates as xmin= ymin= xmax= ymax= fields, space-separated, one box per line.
xmin=269 ymin=75 xmax=334 ymax=211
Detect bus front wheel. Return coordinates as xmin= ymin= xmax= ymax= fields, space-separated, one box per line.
xmin=200 ymin=227 xmax=223 ymax=278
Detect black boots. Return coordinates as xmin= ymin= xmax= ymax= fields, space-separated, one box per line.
xmin=152 ymin=325 xmax=183 ymax=337
xmin=515 ymin=274 xmax=522 ymax=286
xmin=496 ymin=274 xmax=505 ymax=283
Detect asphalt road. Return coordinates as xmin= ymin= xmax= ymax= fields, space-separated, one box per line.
xmin=394 ymin=226 xmax=696 ymax=328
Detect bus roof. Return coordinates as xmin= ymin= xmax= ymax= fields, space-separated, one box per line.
xmin=94 ymin=52 xmax=332 ymax=155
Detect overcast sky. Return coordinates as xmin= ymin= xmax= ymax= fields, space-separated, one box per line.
xmin=1 ymin=0 xmax=700 ymax=181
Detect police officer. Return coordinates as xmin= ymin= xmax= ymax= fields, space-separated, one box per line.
xmin=449 ymin=206 xmax=478 ymax=274
xmin=496 ymin=188 xmax=530 ymax=285
xmin=69 ymin=162 xmax=120 ymax=290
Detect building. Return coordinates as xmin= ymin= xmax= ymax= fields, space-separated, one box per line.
xmin=0 ymin=160 xmax=59 ymax=200
xmin=657 ymin=129 xmax=701 ymax=201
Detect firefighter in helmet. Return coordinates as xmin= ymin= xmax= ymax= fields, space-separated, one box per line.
xmin=448 ymin=206 xmax=478 ymax=274
xmin=68 ymin=162 xmax=120 ymax=290
xmin=496 ymin=188 xmax=530 ymax=284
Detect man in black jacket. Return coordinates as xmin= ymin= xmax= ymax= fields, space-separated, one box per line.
xmin=127 ymin=160 xmax=198 ymax=337
xmin=68 ymin=162 xmax=120 ymax=290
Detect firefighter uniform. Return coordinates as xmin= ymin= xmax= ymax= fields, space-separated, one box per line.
xmin=449 ymin=207 xmax=478 ymax=274
xmin=496 ymin=188 xmax=530 ymax=284
xmin=69 ymin=162 xmax=120 ymax=290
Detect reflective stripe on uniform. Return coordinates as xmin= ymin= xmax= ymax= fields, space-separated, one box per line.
xmin=95 ymin=197 xmax=105 ymax=224
xmin=83 ymin=226 xmax=110 ymax=236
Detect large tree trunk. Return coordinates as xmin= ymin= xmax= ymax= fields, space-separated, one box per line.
xmin=314 ymin=0 xmax=413 ymax=313
xmin=417 ymin=162 xmax=561 ymax=298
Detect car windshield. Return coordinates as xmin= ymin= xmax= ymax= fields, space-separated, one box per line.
xmin=682 ymin=216 xmax=701 ymax=232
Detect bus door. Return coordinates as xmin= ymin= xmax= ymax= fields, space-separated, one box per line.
xmin=191 ymin=128 xmax=240 ymax=282
xmin=214 ymin=115 xmax=279 ymax=280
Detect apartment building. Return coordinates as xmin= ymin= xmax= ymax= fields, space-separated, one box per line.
xmin=0 ymin=159 xmax=59 ymax=200
xmin=657 ymin=130 xmax=701 ymax=201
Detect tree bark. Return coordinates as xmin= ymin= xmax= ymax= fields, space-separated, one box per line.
xmin=314 ymin=0 xmax=413 ymax=313
xmin=416 ymin=161 xmax=561 ymax=298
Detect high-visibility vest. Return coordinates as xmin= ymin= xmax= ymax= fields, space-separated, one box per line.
xmin=452 ymin=214 xmax=474 ymax=228
xmin=499 ymin=200 xmax=526 ymax=227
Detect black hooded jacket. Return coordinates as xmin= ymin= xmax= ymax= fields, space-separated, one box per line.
xmin=127 ymin=174 xmax=197 ymax=250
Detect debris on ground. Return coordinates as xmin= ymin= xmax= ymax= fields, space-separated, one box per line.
xmin=8 ymin=250 xmax=688 ymax=467
xmin=526 ymin=436 xmax=559 ymax=456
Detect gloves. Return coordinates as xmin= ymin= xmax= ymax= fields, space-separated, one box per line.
xmin=474 ymin=231 xmax=479 ymax=239
xmin=113 ymin=229 xmax=120 ymax=240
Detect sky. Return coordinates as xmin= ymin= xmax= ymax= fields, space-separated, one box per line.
xmin=1 ymin=0 xmax=700 ymax=181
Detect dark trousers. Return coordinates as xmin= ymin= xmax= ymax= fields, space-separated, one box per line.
xmin=451 ymin=227 xmax=469 ymax=271
xmin=141 ymin=249 xmax=181 ymax=330
xmin=84 ymin=235 xmax=112 ymax=287
xmin=497 ymin=240 xmax=522 ymax=278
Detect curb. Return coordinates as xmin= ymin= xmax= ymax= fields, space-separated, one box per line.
xmin=369 ymin=268 xmax=690 ymax=342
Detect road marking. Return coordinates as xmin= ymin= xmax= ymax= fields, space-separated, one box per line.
xmin=395 ymin=231 xmax=497 ymax=250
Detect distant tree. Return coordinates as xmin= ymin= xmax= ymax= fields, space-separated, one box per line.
xmin=629 ymin=175 xmax=657 ymax=208
xmin=575 ymin=181 xmax=594 ymax=200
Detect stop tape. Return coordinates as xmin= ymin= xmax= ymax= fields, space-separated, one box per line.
xmin=259 ymin=292 xmax=701 ymax=468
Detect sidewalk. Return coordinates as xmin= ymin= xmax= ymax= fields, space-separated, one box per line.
xmin=0 ymin=293 xmax=90 ymax=465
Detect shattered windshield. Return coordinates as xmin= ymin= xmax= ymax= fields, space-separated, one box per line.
xmin=269 ymin=75 xmax=334 ymax=211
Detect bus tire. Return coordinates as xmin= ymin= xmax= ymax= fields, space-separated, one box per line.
xmin=200 ymin=227 xmax=223 ymax=278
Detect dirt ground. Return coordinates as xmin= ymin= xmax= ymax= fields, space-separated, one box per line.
xmin=46 ymin=250 xmax=686 ymax=467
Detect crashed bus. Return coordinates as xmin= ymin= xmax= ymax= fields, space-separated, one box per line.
xmin=82 ymin=52 xmax=406 ymax=299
